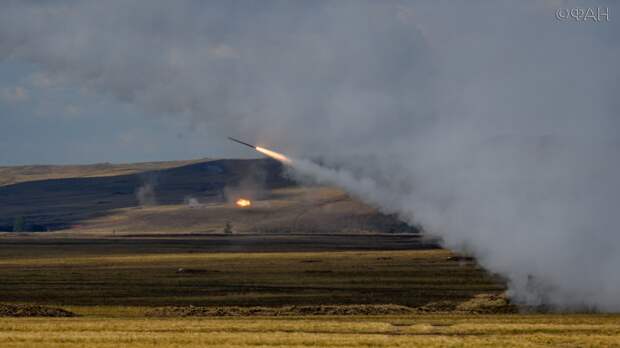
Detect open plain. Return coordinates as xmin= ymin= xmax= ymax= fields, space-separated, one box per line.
xmin=1 ymin=159 xmax=619 ymax=347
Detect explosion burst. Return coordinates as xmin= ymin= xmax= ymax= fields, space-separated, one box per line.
xmin=235 ymin=198 xmax=252 ymax=207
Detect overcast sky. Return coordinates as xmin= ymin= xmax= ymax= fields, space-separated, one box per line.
xmin=1 ymin=1 xmax=617 ymax=166
xmin=0 ymin=60 xmax=254 ymax=165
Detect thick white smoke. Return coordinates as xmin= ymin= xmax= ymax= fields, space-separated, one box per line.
xmin=1 ymin=1 xmax=619 ymax=310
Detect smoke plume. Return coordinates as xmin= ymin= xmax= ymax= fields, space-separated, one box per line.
xmin=2 ymin=1 xmax=619 ymax=310
xmin=136 ymin=183 xmax=157 ymax=206
xmin=136 ymin=173 xmax=158 ymax=206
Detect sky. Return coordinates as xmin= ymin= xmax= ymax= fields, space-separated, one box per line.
xmin=0 ymin=61 xmax=248 ymax=165
xmin=1 ymin=1 xmax=617 ymax=166
xmin=1 ymin=0 xmax=620 ymax=310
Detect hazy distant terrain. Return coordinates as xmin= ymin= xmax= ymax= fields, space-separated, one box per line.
xmin=0 ymin=159 xmax=207 ymax=187
xmin=0 ymin=158 xmax=416 ymax=234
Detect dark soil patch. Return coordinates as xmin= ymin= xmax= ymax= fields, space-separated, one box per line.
xmin=447 ymin=256 xmax=475 ymax=262
xmin=176 ymin=268 xmax=220 ymax=274
xmin=148 ymin=304 xmax=415 ymax=317
xmin=304 ymin=270 xmax=333 ymax=274
xmin=0 ymin=304 xmax=76 ymax=317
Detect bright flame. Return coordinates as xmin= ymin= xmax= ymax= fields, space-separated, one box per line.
xmin=256 ymin=146 xmax=292 ymax=164
xmin=235 ymin=198 xmax=252 ymax=207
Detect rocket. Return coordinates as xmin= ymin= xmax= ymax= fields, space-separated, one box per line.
xmin=228 ymin=137 xmax=256 ymax=149
xmin=228 ymin=136 xmax=292 ymax=164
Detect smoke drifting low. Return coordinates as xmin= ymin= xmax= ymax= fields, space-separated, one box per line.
xmin=2 ymin=1 xmax=619 ymax=310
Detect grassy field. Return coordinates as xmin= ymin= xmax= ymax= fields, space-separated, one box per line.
xmin=0 ymin=239 xmax=496 ymax=308
xmin=2 ymin=315 xmax=620 ymax=347
xmin=1 ymin=238 xmax=619 ymax=347
xmin=2 ymin=162 xmax=619 ymax=347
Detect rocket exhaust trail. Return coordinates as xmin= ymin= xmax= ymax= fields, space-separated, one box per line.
xmin=228 ymin=136 xmax=292 ymax=164
xmin=255 ymin=146 xmax=292 ymax=164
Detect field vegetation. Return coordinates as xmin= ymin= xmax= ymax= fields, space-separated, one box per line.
xmin=0 ymin=242 xmax=502 ymax=309
xmin=1 ymin=314 xmax=619 ymax=347
xmin=1 ymin=161 xmax=619 ymax=347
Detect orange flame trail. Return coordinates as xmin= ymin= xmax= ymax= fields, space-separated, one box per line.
xmin=255 ymin=146 xmax=292 ymax=165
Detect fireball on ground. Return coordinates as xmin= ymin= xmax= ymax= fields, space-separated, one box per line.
xmin=235 ymin=198 xmax=252 ymax=208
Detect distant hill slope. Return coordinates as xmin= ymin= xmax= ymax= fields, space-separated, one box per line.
xmin=0 ymin=159 xmax=208 ymax=187
xmin=0 ymin=159 xmax=418 ymax=235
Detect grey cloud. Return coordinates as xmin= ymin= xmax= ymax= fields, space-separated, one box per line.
xmin=1 ymin=86 xmax=29 ymax=103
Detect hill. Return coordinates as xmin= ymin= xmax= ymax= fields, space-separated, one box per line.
xmin=0 ymin=159 xmax=206 ymax=186
xmin=0 ymin=158 xmax=418 ymax=235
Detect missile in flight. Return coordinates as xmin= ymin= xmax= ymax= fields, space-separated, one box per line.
xmin=228 ymin=137 xmax=256 ymax=149
xmin=228 ymin=136 xmax=292 ymax=165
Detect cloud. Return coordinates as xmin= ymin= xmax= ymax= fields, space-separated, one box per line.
xmin=28 ymin=72 xmax=54 ymax=88
xmin=209 ymin=44 xmax=239 ymax=59
xmin=63 ymin=104 xmax=80 ymax=117
xmin=1 ymin=86 xmax=29 ymax=103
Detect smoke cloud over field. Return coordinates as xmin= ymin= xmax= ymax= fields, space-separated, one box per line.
xmin=2 ymin=1 xmax=619 ymax=310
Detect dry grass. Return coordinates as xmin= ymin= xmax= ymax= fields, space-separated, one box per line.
xmin=0 ymin=248 xmax=503 ymax=308
xmin=68 ymin=186 xmax=379 ymax=235
xmin=0 ymin=240 xmax=618 ymax=347
xmin=1 ymin=315 xmax=619 ymax=347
